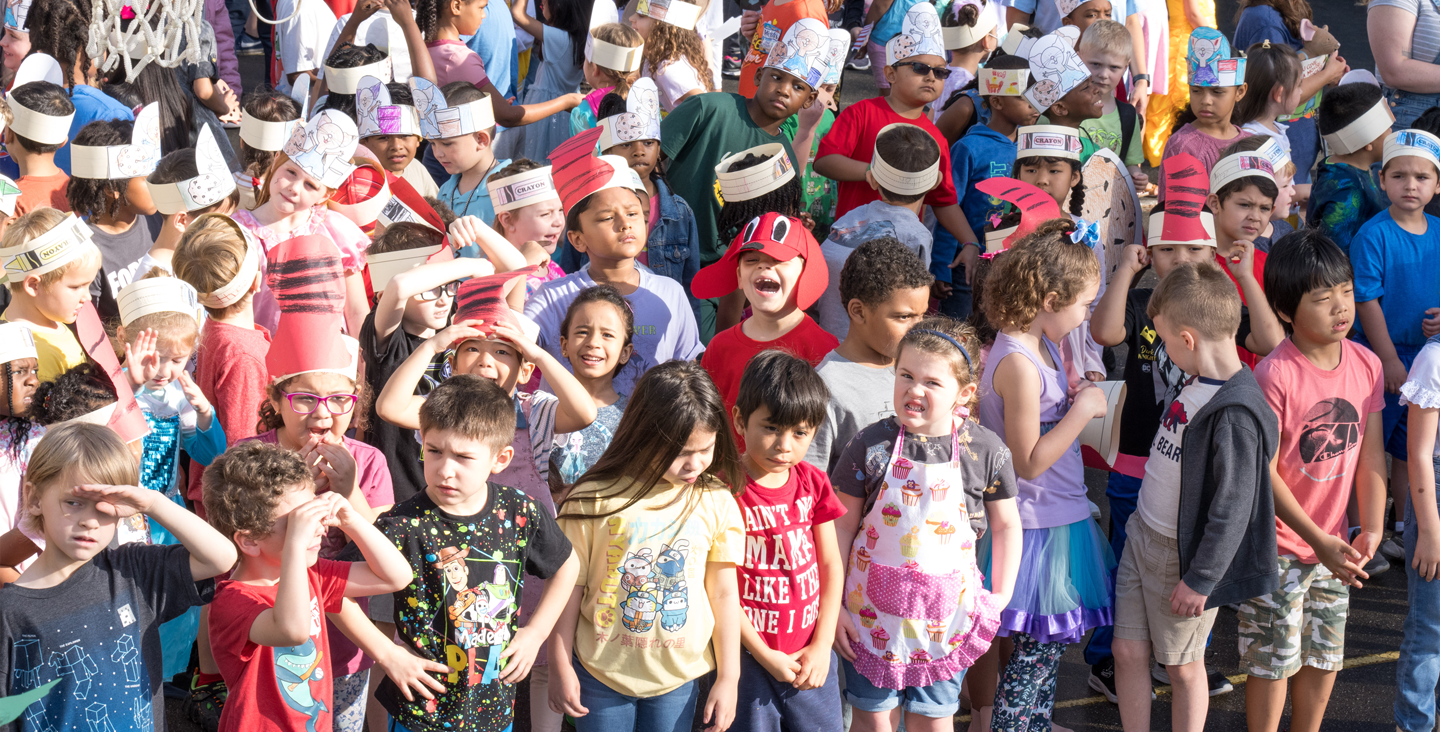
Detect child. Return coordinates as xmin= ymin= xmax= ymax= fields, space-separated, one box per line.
xmin=502 ymin=0 xmax=588 ymax=162
xmin=549 ymin=359 xmax=744 ymax=732
xmin=977 ymin=221 xmax=1114 ymax=730
xmin=694 ymin=212 xmax=837 ymax=424
xmin=203 ymin=440 xmax=413 ymax=732
xmin=1112 ymin=262 xmax=1281 ymax=732
xmin=737 ymin=0 xmax=827 ymax=100
xmin=487 ymin=159 xmax=567 ymax=295
xmin=1249 ymin=228 xmax=1389 ymax=732
xmin=1157 ymin=28 xmax=1251 ymax=201
xmin=1309 ymin=82 xmax=1392 ymax=257
xmin=629 ymin=0 xmax=713 ymax=112
xmin=1078 ymin=20 xmax=1147 ymax=186
xmin=571 ymin=22 xmax=644 ymax=134
xmin=375 ymin=375 xmax=579 ymax=732
xmin=0 ymin=422 xmax=237 ymax=731
xmin=237 ymin=87 xmax=303 ymax=211
xmin=817 ymin=124 xmax=938 ymax=338
xmin=414 ymin=81 xmax=513 ymax=223
xmin=3 ymin=70 xmax=75 ymax=215
xmin=143 ymin=128 xmax=243 ymax=274
xmin=806 ymin=236 xmax=933 ymax=473
xmin=830 ymin=316 xmax=1020 ymax=731
xmin=0 ymin=209 xmax=103 ymax=381
xmin=0 ymin=322 xmax=38 ymax=575
xmin=731 ymin=350 xmax=846 ymax=731
xmin=355 ymin=78 xmax=440 ymax=198
xmin=933 ymin=0 xmax=998 ymax=139
xmin=1232 ymin=40 xmax=1306 ymax=207
xmin=548 ymin=284 xmax=634 ymax=491
xmin=713 ymin=143 xmax=805 ymax=252
xmin=1206 ymin=139 xmax=1289 ymax=362
xmin=0 ymin=0 xmax=29 ymax=79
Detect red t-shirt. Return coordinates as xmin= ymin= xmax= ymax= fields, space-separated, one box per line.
xmin=815 ymin=97 xmax=958 ymax=219
xmin=736 ymin=461 xmax=847 ymax=653
xmin=701 ymin=315 xmax=838 ymax=431
xmin=187 ymin=322 xmax=272 ymax=513
xmin=210 ymin=559 xmax=350 ymax=732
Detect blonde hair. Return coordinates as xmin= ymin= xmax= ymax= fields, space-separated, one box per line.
xmin=119 ymin=269 xmax=200 ymax=353
xmin=175 ymin=214 xmax=254 ymax=319
xmin=23 ymin=422 xmax=140 ymax=531
xmin=255 ymin=152 xmax=334 ymax=207
xmin=896 ymin=316 xmax=983 ymax=414
xmin=3 ymin=207 xmax=103 ymax=293
xmin=982 ymin=219 xmax=1100 ymax=331
xmin=1078 ymin=19 xmax=1132 ymax=61
xmin=591 ymin=23 xmax=644 ymax=96
xmin=1147 ymin=261 xmax=1241 ymax=341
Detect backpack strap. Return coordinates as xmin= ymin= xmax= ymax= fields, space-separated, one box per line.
xmin=1118 ymin=99 xmax=1137 ymax=161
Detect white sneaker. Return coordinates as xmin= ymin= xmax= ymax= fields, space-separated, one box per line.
xmin=1090 ymin=499 xmax=1102 ymax=521
xmin=1382 ymin=537 xmax=1405 ymax=560
xmin=1151 ymin=661 xmax=1170 ymax=685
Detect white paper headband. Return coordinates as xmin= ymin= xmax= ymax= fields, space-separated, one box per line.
xmin=637 ymin=0 xmax=702 ymax=30
xmin=978 ymin=68 xmax=1029 ymax=96
xmin=0 ymin=322 xmax=37 ymax=364
xmin=1210 ymin=152 xmax=1276 ymax=192
xmin=1254 ymin=136 xmax=1291 ymax=171
xmin=117 ymin=277 xmax=201 ymax=326
xmin=191 ymin=216 xmax=261 ymax=310
xmin=8 ymin=54 xmax=72 ymax=145
xmin=411 ymin=77 xmax=495 ymax=140
xmin=1383 ymin=129 xmax=1440 ymax=169
xmin=367 ymin=244 xmax=447 ymax=292
xmin=71 ymin=103 xmax=162 ymax=180
xmin=1323 ymin=99 xmax=1395 ymax=156
xmin=488 ymin=166 xmax=561 ymax=213
xmin=325 ymin=57 xmax=392 ymax=94
xmin=870 ymin=123 xmax=939 ymax=195
xmin=943 ymin=8 xmax=996 ymax=50
xmin=716 ymin=144 xmax=795 ymax=203
xmin=0 ymin=213 xmax=93 ymax=282
xmin=1016 ymin=125 xmax=1083 ymax=160
xmin=590 ymin=37 xmax=644 ymax=72
xmin=240 ymin=110 xmax=298 ymax=152
xmin=1147 ymin=211 xmax=1216 ymax=247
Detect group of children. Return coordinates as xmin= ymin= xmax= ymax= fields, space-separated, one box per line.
xmin=0 ymin=0 xmax=1439 ymax=732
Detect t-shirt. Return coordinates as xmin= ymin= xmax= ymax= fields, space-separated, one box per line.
xmin=375 ymin=488 xmax=572 ymax=732
xmin=550 ymin=395 xmax=628 ymax=487
xmin=209 ymin=559 xmax=349 ymax=732
xmin=805 ymin=351 xmax=895 ymax=474
xmin=1082 ymin=103 xmax=1144 ymax=167
xmin=1135 ymin=376 xmax=1223 ymax=538
xmin=1351 ymin=210 xmax=1440 ymax=353
xmin=736 ymin=461 xmax=846 ymax=654
xmin=358 ymin=312 xmax=447 ymax=505
xmin=872 ymin=0 xmax=923 ymax=42
xmin=660 ymin=92 xmax=800 ymax=265
xmin=6 ymin=318 xmax=86 ymax=383
xmin=1370 ymin=0 xmax=1440 ymax=84
xmin=401 ymin=157 xmax=439 ymax=198
xmin=1255 ymin=338 xmax=1384 ymax=563
xmin=934 ymin=123 xmax=1016 ymax=284
xmin=187 ymin=321 xmax=271 ymax=510
xmin=1309 ymin=160 xmax=1390 ymax=259
xmin=0 ymin=544 xmax=211 ymax=732
xmin=272 ymin=0 xmax=337 ymax=94
xmin=525 ymin=268 xmax=704 ymax=396
xmin=738 ymin=0 xmax=831 ymax=97
xmin=15 ymin=173 xmax=70 ymax=216
xmin=91 ymin=214 xmax=162 ymax=324
xmin=830 ymin=417 xmax=1018 ymax=538
xmin=466 ymin=4 xmax=519 ymax=98
xmin=1006 ymin=0 xmax=1138 ymax=33
xmin=817 ymin=97 xmax=959 ymax=220
xmin=559 ymin=475 xmax=745 ymax=698
xmin=437 ymin=157 xmax=512 ymax=224
xmin=0 ymin=423 xmax=42 ymax=564
xmin=646 ymin=58 xmax=705 ymax=113
xmin=818 ymin=201 xmax=931 ymax=339
xmin=427 ymin=39 xmax=492 ymax=90
xmin=701 ymin=316 xmax=837 ymax=424
xmin=782 ymin=109 xmax=839 ymax=234
xmin=1157 ymin=123 xmax=1251 ymax=202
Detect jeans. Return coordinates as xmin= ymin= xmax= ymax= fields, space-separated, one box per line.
xmin=937 ymin=267 xmax=974 ymax=321
xmin=571 ymin=657 xmax=702 ymax=732
xmin=1386 ymin=85 xmax=1440 ymax=130
xmin=1084 ymin=471 xmax=1142 ymax=665
xmin=1396 ymin=455 xmax=1440 ymax=731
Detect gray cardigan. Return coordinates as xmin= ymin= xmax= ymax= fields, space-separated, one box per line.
xmin=1177 ymin=366 xmax=1282 ymax=608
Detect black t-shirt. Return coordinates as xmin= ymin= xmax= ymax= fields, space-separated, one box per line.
xmin=91 ymin=214 xmax=164 ymax=324
xmin=0 ymin=544 xmax=213 ymax=732
xmin=374 ymin=487 xmax=573 ymax=732
xmin=359 ymin=311 xmax=448 ymax=504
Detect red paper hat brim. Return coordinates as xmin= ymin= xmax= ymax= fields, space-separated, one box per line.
xmin=975 ymin=178 xmax=1062 ymax=249
xmin=335 ymin=162 xmax=386 ymax=204
xmin=455 ymin=266 xmax=539 ymax=333
xmin=691 ymin=214 xmax=827 ymax=308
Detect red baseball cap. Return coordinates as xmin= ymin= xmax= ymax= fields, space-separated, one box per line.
xmin=691 ymin=212 xmax=828 ymax=309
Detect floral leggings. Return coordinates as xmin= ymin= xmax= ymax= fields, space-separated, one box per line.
xmin=991 ymin=633 xmax=1067 ymax=732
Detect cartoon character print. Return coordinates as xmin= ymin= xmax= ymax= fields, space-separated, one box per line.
xmin=355 ymin=77 xmax=386 ymax=136
xmin=653 ymin=539 xmax=689 ymax=592
xmin=411 ymin=77 xmax=443 ymax=137
xmin=432 ymin=547 xmax=517 ymax=686
xmin=1160 ymin=399 xmax=1189 ymax=432
xmin=660 ymin=583 xmax=689 ymax=631
xmin=788 ymin=25 xmax=824 ymax=70
xmin=1188 ymin=31 xmax=1224 ymax=86
xmin=311 ymin=113 xmax=358 ymax=181
xmin=620 ymin=548 xmax=655 ymax=595
xmin=1032 ymin=38 xmax=1088 ymax=93
xmin=621 ymin=590 xmax=658 ymax=632
xmin=274 ymin=638 xmax=328 ymax=732
xmin=618 ymin=540 xmax=691 ymax=634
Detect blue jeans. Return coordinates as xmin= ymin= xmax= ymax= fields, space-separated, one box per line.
xmin=1396 ymin=456 xmax=1440 ymax=731
xmin=572 ymin=656 xmax=702 ymax=732
xmin=840 ymin=657 xmax=964 ymax=717
xmin=937 ymin=266 xmax=974 ymax=321
xmin=1386 ymin=85 xmax=1440 ymax=130
xmin=1084 ymin=471 xmax=1142 ymax=665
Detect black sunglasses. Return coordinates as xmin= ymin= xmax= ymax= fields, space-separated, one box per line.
xmin=892 ymin=61 xmax=952 ymax=80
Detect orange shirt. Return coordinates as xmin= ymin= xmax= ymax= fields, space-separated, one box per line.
xmin=15 ymin=173 xmax=71 ymax=215
xmin=739 ymin=0 xmax=831 ymax=97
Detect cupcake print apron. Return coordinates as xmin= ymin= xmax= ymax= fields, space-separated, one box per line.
xmin=843 ymin=421 xmax=1002 ymax=689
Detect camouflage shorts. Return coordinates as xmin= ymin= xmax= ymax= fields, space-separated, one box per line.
xmin=1236 ymin=557 xmax=1350 ymax=679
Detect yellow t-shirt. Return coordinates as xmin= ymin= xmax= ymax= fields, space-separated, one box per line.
xmin=5 ymin=318 xmax=85 ymax=383
xmin=559 ymin=475 xmax=745 ymax=698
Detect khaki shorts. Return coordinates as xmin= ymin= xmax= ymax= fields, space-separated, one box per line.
xmin=1113 ymin=514 xmax=1218 ymax=666
xmin=1237 ymin=556 xmax=1349 ymax=680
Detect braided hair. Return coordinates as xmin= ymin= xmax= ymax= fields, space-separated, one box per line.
xmin=413 ymin=0 xmax=442 ymax=41
xmin=1014 ymin=155 xmax=1086 ymax=217
xmin=27 ymin=0 xmax=91 ymax=88
xmin=0 ymin=363 xmax=33 ymax=464
xmin=321 ymin=42 xmax=387 ymax=121
xmin=715 ymin=153 xmax=801 ymax=244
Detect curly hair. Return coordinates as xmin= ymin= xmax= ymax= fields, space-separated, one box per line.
xmin=838 ymin=236 xmax=934 ymax=310
xmin=897 ymin=316 xmax=983 ymax=414
xmin=66 ymin=120 xmax=136 ymax=221
xmin=982 ymin=218 xmax=1099 ymax=331
xmin=30 ymin=363 xmax=118 ymax=426
xmin=239 ymin=86 xmax=303 ymax=178
xmin=642 ymin=23 xmax=714 ymax=93
xmin=202 ymin=440 xmax=314 ymax=544
xmin=26 ymin=0 xmax=91 ymax=88
xmin=965 ymin=254 xmax=998 ymax=347
xmin=590 ymin=23 xmax=644 ymax=96
xmin=1016 ymin=156 xmax=1086 ymax=217
xmin=716 ymin=152 xmax=801 ymax=243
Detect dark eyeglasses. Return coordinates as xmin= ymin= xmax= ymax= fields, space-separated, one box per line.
xmin=417 ymin=282 xmax=459 ymax=302
xmin=284 ymin=392 xmax=359 ymax=415
xmin=893 ymin=61 xmax=952 ymax=80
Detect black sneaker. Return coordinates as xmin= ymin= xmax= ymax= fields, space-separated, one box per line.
xmin=847 ymin=55 xmax=871 ymax=71
xmin=1208 ymin=672 xmax=1234 ymax=697
xmin=1088 ymin=657 xmax=1118 ymax=703
xmin=237 ymin=34 xmax=264 ymax=56
xmin=721 ymin=54 xmax=742 ymax=79
xmin=184 ymin=677 xmax=228 ymax=732
xmin=1364 ymin=552 xmax=1391 ymax=579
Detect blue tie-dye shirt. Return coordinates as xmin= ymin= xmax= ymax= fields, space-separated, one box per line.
xmin=1308 ymin=159 xmax=1390 ymax=258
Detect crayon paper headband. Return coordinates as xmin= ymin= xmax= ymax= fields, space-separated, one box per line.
xmin=0 ymin=176 xmax=20 ymax=217
xmin=1016 ymin=29 xmax=1090 ymax=112
xmin=117 ymin=277 xmax=201 ymax=327
xmin=282 ymin=109 xmax=359 ymax=189
xmin=71 ymin=103 xmax=162 ymax=180
xmin=886 ymin=2 xmax=946 ymax=65
xmin=5 ymin=0 xmax=30 ymax=32
xmin=637 ymin=0 xmax=702 ymax=30
xmin=1210 ymin=151 xmax=1276 ymax=192
xmin=1384 ymin=129 xmax=1440 ymax=168
xmin=488 ymin=165 xmax=561 ymax=213
xmin=943 ymin=2 xmax=997 ymax=50
xmin=549 ymin=126 xmax=647 ymax=210
xmin=324 ymin=56 xmax=392 ymax=94
xmin=186 ymin=214 xmax=262 ymax=309
xmin=0 ymin=322 xmax=36 ymax=364
xmin=1254 ymin=136 xmax=1291 ymax=171
xmin=974 ymin=178 xmax=1060 ymax=252
xmin=0 ymin=213 xmax=94 ymax=283
xmin=411 ymin=77 xmax=495 ymax=140
xmin=355 ymin=75 xmax=421 ymax=138
xmin=1324 ymin=99 xmax=1396 ymax=156
xmin=823 ymin=28 xmax=850 ymax=86
xmin=870 ymin=123 xmax=940 ymax=196
xmin=8 ymin=54 xmax=74 ymax=145
xmin=1016 ymin=125 xmax=1083 ymax=160
xmin=978 ymin=67 xmax=1029 ymax=96
xmin=598 ymin=77 xmax=662 ymax=151
xmin=1187 ymin=27 xmax=1245 ymax=87
xmin=715 ymin=144 xmax=795 ymax=203
xmin=1151 ymin=153 xmax=1216 ymax=247
xmin=765 ymin=17 xmax=831 ymax=89
xmin=147 ymin=126 xmax=237 ymax=215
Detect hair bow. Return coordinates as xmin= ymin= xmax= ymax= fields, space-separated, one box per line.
xmin=1069 ymin=218 xmax=1099 ymax=247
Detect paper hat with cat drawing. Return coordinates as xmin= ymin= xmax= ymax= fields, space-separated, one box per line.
xmin=943 ymin=0 xmax=997 ymax=49
xmin=282 ymin=108 xmax=359 ymax=189
xmin=637 ymin=0 xmax=702 ymax=30
xmin=355 ymin=75 xmax=421 ymax=138
xmin=598 ymin=78 xmax=662 ymax=151
xmin=147 ymin=126 xmax=238 ymax=215
xmin=886 ymin=2 xmax=946 ymax=65
xmin=765 ymin=17 xmax=831 ymax=90
xmin=454 ymin=266 xmax=541 ymax=342
xmin=72 ymin=103 xmax=163 ymax=180
xmin=1014 ymin=28 xmax=1090 ymax=113
xmin=0 ymin=175 xmax=21 ymax=217
xmin=5 ymin=0 xmax=30 ymax=32
xmin=823 ymin=28 xmax=850 ymax=86
xmin=0 ymin=213 xmax=95 ymax=283
xmin=587 ymin=0 xmax=643 ymax=72
xmin=1149 ymin=153 xmax=1216 ymax=247
xmin=9 ymin=54 xmax=74 ymax=145
xmin=0 ymin=322 xmax=36 ymax=365
xmin=117 ymin=276 xmax=202 ymax=327
xmin=240 ymin=77 xmax=308 ymax=152
xmin=265 ymin=235 xmax=358 ymax=382
xmin=1187 ymin=27 xmax=1245 ymax=87
xmin=548 ymin=126 xmax=647 ymax=211
xmin=410 ymin=76 xmax=495 ymax=141
xmin=325 ymin=54 xmax=392 ymax=95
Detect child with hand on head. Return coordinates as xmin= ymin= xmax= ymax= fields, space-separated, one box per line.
xmin=0 ymin=208 xmax=103 ymax=381
xmin=3 ymin=75 xmax=75 ymax=214
xmin=933 ymin=0 xmax=999 ymax=139
xmin=1078 ymin=20 xmax=1147 ymax=186
xmin=549 ymin=360 xmax=744 ymax=732
xmin=501 ymin=0 xmax=590 ymax=162
xmin=1112 ymin=262 xmax=1281 ymax=732
xmin=731 ymin=351 xmax=846 ymax=732
xmin=1158 ymin=28 xmax=1251 ymax=201
xmin=571 ymin=22 xmax=644 ymax=134
xmin=628 ymin=0 xmax=713 ymax=112
xmin=807 ymin=237 xmax=933 ymax=473
xmin=1205 ymin=139 xmax=1289 ymax=363
xmin=1247 ymin=229 xmax=1388 ymax=732
xmin=830 ymin=316 xmax=1020 ymax=732
xmin=236 ymin=87 xmax=303 ymax=211
xmin=1310 ymin=82 xmax=1393 ymax=257
xmin=0 ymin=323 xmax=47 ymax=582
xmin=142 ymin=134 xmax=243 ymax=275
xmin=548 ymin=285 xmax=635 ymax=492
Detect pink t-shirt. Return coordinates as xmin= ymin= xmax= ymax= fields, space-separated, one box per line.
xmin=234 ymin=206 xmax=369 ymax=335
xmin=1254 ymin=338 xmax=1384 ymax=563
xmin=1156 ymin=123 xmax=1252 ymax=202
xmin=427 ymin=39 xmax=492 ymax=89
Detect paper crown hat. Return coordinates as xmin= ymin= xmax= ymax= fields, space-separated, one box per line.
xmin=240 ymin=79 xmax=308 ymax=152
xmin=282 ymin=108 xmax=359 ymax=189
xmin=587 ymin=0 xmax=643 ymax=72
xmin=0 ymin=213 xmax=94 ymax=284
xmin=71 ymin=103 xmax=163 ymax=180
xmin=9 ymin=54 xmax=75 ymax=145
xmin=1149 ymin=153 xmax=1216 ymax=247
xmin=715 ymin=143 xmax=795 ymax=203
xmin=265 ymin=235 xmax=358 ymax=382
xmin=5 ymin=0 xmax=30 ymax=32
xmin=0 ymin=322 xmax=36 ymax=364
xmin=823 ymin=27 xmax=850 ymax=86
xmin=1210 ymin=149 xmax=1276 ymax=192
xmin=329 ymin=156 xmax=391 ymax=229
xmin=871 ymin=123 xmax=940 ymax=196
xmin=116 ymin=276 xmax=202 ymax=327
xmin=0 ymin=175 xmax=22 ymax=217
xmin=355 ymin=75 xmax=421 ymax=138
xmin=1384 ymin=129 xmax=1440 ymax=169
xmin=324 ymin=54 xmax=392 ymax=95
xmin=1014 ymin=28 xmax=1090 ymax=112
xmin=454 ymin=266 xmax=541 ymax=341
xmin=764 ymin=17 xmax=832 ymax=89
xmin=147 ymin=126 xmax=238 ymax=215
xmin=1324 ymin=97 xmax=1395 ymax=156
xmin=691 ymin=212 xmax=828 ymax=308
xmin=411 ymin=76 xmax=495 ymax=140
xmin=636 ymin=0 xmax=702 ymax=30
xmin=1079 ymin=380 xmax=1127 ymax=466
xmin=548 ymin=126 xmax=646 ymax=211
xmin=943 ymin=0 xmax=997 ymax=49
xmin=487 ymin=165 xmax=561 ymax=214
xmin=598 ymin=77 xmax=662 ymax=151
xmin=978 ymin=67 xmax=1030 ymax=96
xmin=886 ymin=2 xmax=946 ymax=65
xmin=1187 ymin=27 xmax=1245 ymax=87
xmin=1016 ymin=124 xmax=1083 ymax=160
xmin=183 ymin=213 xmax=263 ymax=309
xmin=975 ymin=178 xmax=1061 ymax=252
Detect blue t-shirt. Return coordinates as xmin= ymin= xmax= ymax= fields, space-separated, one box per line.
xmin=466 ymin=7 xmax=519 ymax=99
xmin=1308 ymin=160 xmax=1390 ymax=258
xmin=874 ymin=0 xmax=924 ymax=43
xmin=56 ymin=85 xmax=136 ymax=175
xmin=1352 ymin=209 xmax=1440 ymax=353
xmin=932 ymin=123 xmax=1015 ymax=283
xmin=1007 ymin=0 xmax=1138 ymax=33
xmin=438 ymin=158 xmax=512 ymax=257
xmin=1232 ymin=5 xmax=1302 ymax=51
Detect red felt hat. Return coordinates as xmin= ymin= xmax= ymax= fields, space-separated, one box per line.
xmin=975 ymin=178 xmax=1062 ymax=252
xmin=690 ymin=212 xmax=828 ymax=309
xmin=265 ymin=234 xmax=357 ymax=382
xmin=455 ymin=266 xmax=541 ymax=340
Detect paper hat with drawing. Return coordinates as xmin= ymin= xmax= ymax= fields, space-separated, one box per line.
xmin=71 ymin=103 xmax=163 ymax=180
xmin=240 ymin=77 xmax=308 ymax=152
xmin=184 ymin=214 xmax=263 ymax=310
xmin=488 ymin=165 xmax=561 ymax=214
xmin=823 ymin=28 xmax=850 ymax=86
xmin=0 ymin=176 xmax=19 ymax=217
xmin=943 ymin=0 xmax=997 ymax=49
xmin=765 ymin=17 xmax=832 ymax=89
xmin=716 ymin=143 xmax=795 ymax=203
xmin=265 ymin=235 xmax=358 ymax=382
xmin=886 ymin=2 xmax=946 ymax=65
xmin=1016 ymin=125 xmax=1083 ymax=161
xmin=355 ymin=75 xmax=421 ymax=138
xmin=1014 ymin=28 xmax=1090 ymax=113
xmin=325 ymin=55 xmax=392 ymax=95
xmin=454 ymin=266 xmax=542 ymax=342
xmin=548 ymin=126 xmax=647 ymax=211
xmin=1210 ymin=150 xmax=1276 ymax=192
xmin=411 ymin=76 xmax=495 ymax=141
xmin=691 ymin=212 xmax=829 ymax=308
xmin=281 ymin=108 xmax=360 ymax=189
xmin=871 ymin=123 xmax=940 ymax=196
xmin=1149 ymin=153 xmax=1216 ymax=247
xmin=1384 ymin=129 xmax=1440 ymax=169
xmin=329 ymin=154 xmax=391 ymax=228
xmin=0 ymin=213 xmax=95 ymax=283
xmin=0 ymin=322 xmax=35 ymax=365
xmin=1187 ymin=27 xmax=1245 ymax=87
xmin=598 ymin=78 xmax=662 ymax=151
xmin=147 ymin=126 xmax=238 ymax=215
xmin=5 ymin=0 xmax=30 ymax=32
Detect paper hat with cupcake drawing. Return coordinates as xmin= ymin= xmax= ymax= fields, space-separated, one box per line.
xmin=886 ymin=3 xmax=946 ymax=65
xmin=598 ymin=78 xmax=663 ymax=151
xmin=765 ymin=17 xmax=832 ymax=90
xmin=148 ymin=126 xmax=238 ymax=215
xmin=71 ymin=103 xmax=162 ymax=180
xmin=8 ymin=54 xmax=74 ymax=145
xmin=1187 ymin=27 xmax=1245 ymax=87
xmin=355 ymin=75 xmax=422 ymax=138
